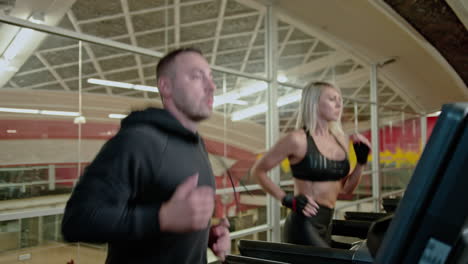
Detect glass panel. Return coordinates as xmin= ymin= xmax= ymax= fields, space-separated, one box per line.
xmin=20 ymin=218 xmax=39 ymax=249
xmin=0 ymin=24 xmax=83 ymax=261
xmin=42 ymin=215 xmax=60 ymax=245
xmin=0 ymin=26 xmax=78 ymax=200
xmin=0 ymin=26 xmax=80 ymax=203
xmin=346 ymin=101 xmax=372 ymax=200
xmin=332 ymin=100 xmax=373 ymax=216
xmin=0 ymin=215 xmax=109 ymax=262
xmin=0 ymin=220 xmax=19 ymax=252
xmin=0 ymin=3 xmax=271 ymax=261
xmin=379 ymin=106 xmax=422 ymax=192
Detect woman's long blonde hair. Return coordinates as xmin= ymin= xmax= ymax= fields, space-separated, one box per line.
xmin=295 ymin=81 xmax=344 ymax=137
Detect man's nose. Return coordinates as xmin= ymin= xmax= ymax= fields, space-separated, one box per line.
xmin=206 ymin=78 xmax=216 ymax=92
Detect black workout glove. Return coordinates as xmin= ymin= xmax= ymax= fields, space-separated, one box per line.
xmin=353 ymin=142 xmax=370 ymax=165
xmin=281 ymin=193 xmax=308 ymax=213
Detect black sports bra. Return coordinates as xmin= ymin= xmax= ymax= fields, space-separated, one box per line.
xmin=290 ymin=130 xmax=350 ymax=182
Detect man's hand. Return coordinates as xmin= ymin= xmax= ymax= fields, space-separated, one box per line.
xmin=209 ymin=218 xmax=231 ymax=261
xmin=159 ymin=173 xmax=215 ymax=232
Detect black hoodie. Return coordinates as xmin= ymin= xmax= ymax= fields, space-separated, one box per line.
xmin=62 ymin=108 xmax=215 ymax=264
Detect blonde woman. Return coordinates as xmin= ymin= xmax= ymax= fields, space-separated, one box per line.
xmin=252 ymin=81 xmax=371 ymax=247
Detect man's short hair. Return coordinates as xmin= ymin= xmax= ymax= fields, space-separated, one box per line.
xmin=156 ymin=47 xmax=203 ymax=82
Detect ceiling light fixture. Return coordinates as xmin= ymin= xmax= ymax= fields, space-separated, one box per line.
xmin=108 ymin=113 xmax=127 ymax=119
xmin=227 ymin=99 xmax=248 ymax=105
xmin=213 ymin=81 xmax=267 ymax=108
xmin=41 ymin=110 xmax=80 ymax=116
xmin=277 ymin=73 xmax=288 ymax=83
xmin=0 ymin=107 xmax=40 ymax=114
xmin=87 ymin=78 xmax=159 ymax=93
xmin=231 ymin=90 xmax=302 ymax=121
xmin=88 ymin=78 xmax=258 ymax=107
xmin=0 ymin=107 xmax=79 ymax=117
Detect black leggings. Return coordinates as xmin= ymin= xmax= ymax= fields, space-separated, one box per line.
xmin=283 ymin=206 xmax=334 ymax=248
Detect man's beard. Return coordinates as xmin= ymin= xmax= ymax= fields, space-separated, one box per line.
xmin=175 ymin=97 xmax=212 ymax=122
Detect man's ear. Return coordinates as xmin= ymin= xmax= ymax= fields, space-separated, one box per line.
xmin=157 ymin=76 xmax=172 ymax=100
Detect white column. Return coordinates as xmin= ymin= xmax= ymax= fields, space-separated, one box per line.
xmin=370 ymin=64 xmax=381 ymax=212
xmin=265 ymin=0 xmax=280 ymax=242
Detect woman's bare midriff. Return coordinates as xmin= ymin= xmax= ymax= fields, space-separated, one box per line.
xmin=294 ymin=178 xmax=342 ymax=208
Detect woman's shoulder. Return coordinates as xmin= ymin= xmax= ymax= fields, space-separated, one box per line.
xmin=282 ymin=129 xmax=307 ymax=146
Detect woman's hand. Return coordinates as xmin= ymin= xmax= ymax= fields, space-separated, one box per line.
xmin=350 ymin=134 xmax=371 ymax=165
xmin=350 ymin=134 xmax=371 ymax=147
xmin=281 ymin=193 xmax=319 ymax=217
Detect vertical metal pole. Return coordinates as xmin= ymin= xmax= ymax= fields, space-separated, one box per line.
xmin=38 ymin=216 xmax=43 ymax=245
xmin=54 ymin=215 xmax=59 ymax=241
xmin=48 ymin=164 xmax=56 ymax=191
xmin=353 ymin=101 xmax=359 ymax=134
xmin=370 ymin=64 xmax=381 ymax=212
xmin=265 ymin=0 xmax=280 ymax=242
xmin=18 ymin=219 xmax=22 ymax=248
xmin=420 ymin=114 xmax=427 ymax=151
xmin=77 ymin=41 xmax=83 ymax=179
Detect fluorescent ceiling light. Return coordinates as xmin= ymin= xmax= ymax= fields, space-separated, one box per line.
xmin=277 ymin=74 xmax=288 ymax=83
xmin=74 ymin=116 xmax=86 ymax=124
xmin=0 ymin=107 xmax=79 ymax=117
xmin=134 ymin=85 xmax=158 ymax=92
xmin=40 ymin=110 xmax=80 ymax=116
xmin=88 ymin=78 xmax=133 ymax=89
xmin=428 ymin=111 xmax=441 ymax=117
xmin=0 ymin=107 xmax=40 ymax=114
xmin=88 ymin=78 xmax=159 ymax=93
xmin=213 ymin=81 xmax=267 ymax=108
xmin=228 ymin=99 xmax=248 ymax=105
xmin=277 ymin=90 xmax=301 ymax=107
xmin=108 ymin=113 xmax=127 ymax=119
xmin=231 ymin=90 xmax=302 ymax=121
xmin=29 ymin=13 xmax=45 ymax=25
xmin=231 ymin=104 xmax=268 ymax=121
xmin=88 ymin=78 xmax=257 ymax=106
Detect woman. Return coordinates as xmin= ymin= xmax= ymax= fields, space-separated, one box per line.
xmin=251 ymin=81 xmax=371 ymax=247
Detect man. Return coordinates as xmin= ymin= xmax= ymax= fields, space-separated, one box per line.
xmin=62 ymin=48 xmax=231 ymax=264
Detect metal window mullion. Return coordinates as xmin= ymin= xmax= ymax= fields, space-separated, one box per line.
xmin=420 ymin=114 xmax=427 ymax=151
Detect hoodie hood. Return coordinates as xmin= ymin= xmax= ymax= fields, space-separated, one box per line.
xmin=120 ymin=108 xmax=199 ymax=142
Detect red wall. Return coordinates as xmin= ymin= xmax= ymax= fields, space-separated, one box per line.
xmin=0 ymin=117 xmax=438 ymax=217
